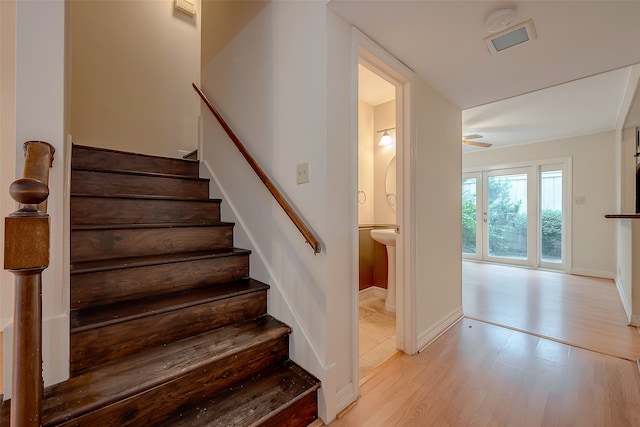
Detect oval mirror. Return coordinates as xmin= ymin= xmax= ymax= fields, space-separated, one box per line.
xmin=385 ymin=156 xmax=396 ymax=211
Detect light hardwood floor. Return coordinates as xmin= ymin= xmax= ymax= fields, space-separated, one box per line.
xmin=463 ymin=261 xmax=640 ymax=361
xmin=331 ymin=318 xmax=640 ymax=426
xmin=331 ymin=263 xmax=640 ymax=426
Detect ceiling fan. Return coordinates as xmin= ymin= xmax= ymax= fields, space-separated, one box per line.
xmin=462 ymin=134 xmax=492 ymax=148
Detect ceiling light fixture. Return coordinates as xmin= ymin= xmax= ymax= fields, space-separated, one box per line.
xmin=377 ymin=128 xmax=396 ymax=147
xmin=484 ymin=18 xmax=537 ymax=55
xmin=485 ymin=8 xmax=517 ymax=34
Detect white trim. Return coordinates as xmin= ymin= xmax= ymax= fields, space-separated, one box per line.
xmin=463 ymin=156 xmax=572 ymax=174
xmin=615 ymin=276 xmax=633 ymax=323
xmin=417 ymin=306 xmax=464 ymax=352
xmin=350 ymin=27 xmax=417 ymax=405
xmin=335 ymin=382 xmax=357 ymax=415
xmin=616 ymin=64 xmax=640 ymax=130
xmin=631 ymin=314 xmax=640 ymax=327
xmin=563 ymin=157 xmax=573 ymax=274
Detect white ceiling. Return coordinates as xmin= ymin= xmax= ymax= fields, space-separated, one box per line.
xmin=332 ymin=0 xmax=640 ymax=150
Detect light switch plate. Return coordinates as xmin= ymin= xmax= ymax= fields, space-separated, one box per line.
xmin=297 ymin=162 xmax=310 ymax=184
xmin=175 ymin=0 xmax=195 ymax=16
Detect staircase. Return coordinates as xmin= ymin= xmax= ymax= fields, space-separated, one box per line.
xmin=1 ymin=144 xmax=320 ymax=426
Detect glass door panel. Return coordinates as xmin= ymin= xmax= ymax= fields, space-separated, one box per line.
xmin=463 ymin=162 xmax=567 ymax=270
xmin=484 ymin=167 xmax=535 ymax=267
xmin=540 ymin=167 xmax=563 ymax=266
xmin=462 ymin=173 xmax=482 ymax=260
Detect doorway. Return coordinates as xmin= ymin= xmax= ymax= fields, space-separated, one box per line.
xmin=352 ymin=28 xmax=416 ymax=398
xmin=357 ymin=63 xmax=398 ymax=380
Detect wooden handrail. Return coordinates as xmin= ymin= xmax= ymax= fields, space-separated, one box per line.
xmin=193 ymin=83 xmax=321 ymax=254
xmin=4 ymin=141 xmax=55 ymax=427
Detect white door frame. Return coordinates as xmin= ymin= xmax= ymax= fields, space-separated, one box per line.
xmin=350 ymin=28 xmax=416 ymax=400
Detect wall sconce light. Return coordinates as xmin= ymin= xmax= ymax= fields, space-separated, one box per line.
xmin=377 ymin=127 xmax=396 ymax=147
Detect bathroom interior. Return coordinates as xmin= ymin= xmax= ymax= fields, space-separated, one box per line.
xmin=357 ymin=64 xmax=398 ymax=380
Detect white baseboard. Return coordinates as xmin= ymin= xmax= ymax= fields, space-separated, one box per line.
xmin=359 ymin=286 xmax=387 ymax=301
xmin=614 ymin=276 xmax=633 ymax=324
xmin=417 ymin=306 xmax=464 ymax=352
xmin=631 ymin=314 xmax=640 ymax=327
xmin=335 ymin=382 xmax=357 ymax=416
xmin=570 ymin=268 xmax=615 ymax=279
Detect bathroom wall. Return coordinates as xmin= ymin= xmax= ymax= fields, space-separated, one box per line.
xmin=373 ymin=99 xmax=396 ymax=226
xmin=357 ymin=98 xmax=396 ymax=226
xmin=358 ymin=100 xmax=374 ymax=224
xmin=358 ymin=98 xmax=395 ymax=290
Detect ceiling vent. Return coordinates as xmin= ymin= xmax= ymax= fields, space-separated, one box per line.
xmin=484 ymin=18 xmax=537 ymax=54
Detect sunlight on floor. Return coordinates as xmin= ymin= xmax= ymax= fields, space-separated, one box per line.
xmin=463 ymin=261 xmax=640 ymax=361
xmin=359 ymin=295 xmax=396 ymax=379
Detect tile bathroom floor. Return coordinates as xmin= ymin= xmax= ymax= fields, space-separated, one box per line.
xmin=359 ymin=294 xmax=397 ymax=380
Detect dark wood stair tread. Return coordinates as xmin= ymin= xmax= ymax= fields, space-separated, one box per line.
xmin=73 ymin=143 xmax=199 ymax=164
xmin=71 ymin=221 xmax=234 ymax=231
xmin=163 ymin=360 xmax=320 ymax=427
xmin=71 ymin=166 xmax=208 ymax=181
xmin=71 ymin=195 xmax=223 ymax=225
xmin=71 ymin=279 xmax=269 ymax=332
xmin=71 ymin=193 xmax=222 ymax=202
xmin=71 ymin=224 xmax=235 ymax=263
xmin=71 ymin=169 xmax=210 ymax=199
xmin=72 ymin=144 xmax=199 ymax=178
xmin=71 ymin=248 xmax=250 ymax=274
xmin=42 ymin=315 xmax=291 ymax=426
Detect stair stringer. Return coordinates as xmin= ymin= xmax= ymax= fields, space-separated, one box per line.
xmin=199 ymin=159 xmax=336 ymax=422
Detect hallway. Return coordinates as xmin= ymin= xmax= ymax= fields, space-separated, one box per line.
xmin=331 ymin=317 xmax=640 ymax=426
xmin=330 ymin=262 xmax=640 ymax=426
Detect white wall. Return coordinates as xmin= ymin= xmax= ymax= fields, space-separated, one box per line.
xmin=615 ymin=126 xmax=640 ymax=325
xmin=200 ymin=1 xmax=337 ymax=420
xmin=615 ymin=127 xmax=635 ymax=321
xmin=69 ymin=0 xmax=200 ymax=158
xmin=463 ymin=131 xmax=617 ymax=277
xmin=0 ymin=1 xmax=17 ymax=392
xmin=0 ymin=0 xmax=17 ymax=332
xmin=201 ymin=1 xmax=462 ymax=422
xmin=414 ymin=79 xmax=463 ymax=348
xmin=3 ymin=0 xmax=69 ymax=396
xmin=358 ymin=100 xmax=374 ymax=225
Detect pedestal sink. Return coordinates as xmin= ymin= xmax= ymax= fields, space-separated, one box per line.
xmin=370 ymin=228 xmax=397 ymax=312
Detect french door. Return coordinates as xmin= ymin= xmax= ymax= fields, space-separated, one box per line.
xmin=463 ymin=164 xmax=565 ymax=269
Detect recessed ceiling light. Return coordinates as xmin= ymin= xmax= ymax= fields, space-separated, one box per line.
xmin=484 ymin=19 xmax=537 ymax=55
